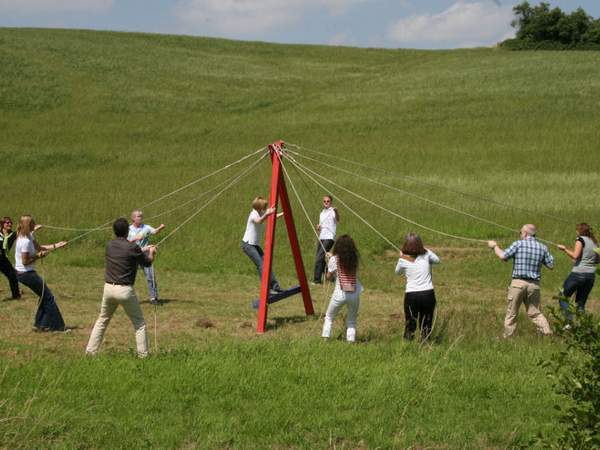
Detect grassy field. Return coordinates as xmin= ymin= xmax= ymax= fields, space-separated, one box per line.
xmin=1 ymin=27 xmax=600 ymax=448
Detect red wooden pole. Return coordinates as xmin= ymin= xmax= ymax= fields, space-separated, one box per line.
xmin=278 ymin=175 xmax=314 ymax=316
xmin=256 ymin=143 xmax=282 ymax=333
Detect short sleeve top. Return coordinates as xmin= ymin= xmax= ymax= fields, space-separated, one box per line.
xmin=242 ymin=210 xmax=262 ymax=246
xmin=15 ymin=234 xmax=36 ymax=272
xmin=128 ymin=224 xmax=156 ymax=248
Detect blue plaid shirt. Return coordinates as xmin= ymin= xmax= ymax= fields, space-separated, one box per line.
xmin=503 ymin=237 xmax=554 ymax=281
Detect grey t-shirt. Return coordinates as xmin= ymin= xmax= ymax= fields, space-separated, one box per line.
xmin=572 ymin=236 xmax=598 ymax=274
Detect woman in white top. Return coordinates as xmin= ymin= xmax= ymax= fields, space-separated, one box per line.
xmin=395 ymin=233 xmax=440 ymax=341
xmin=321 ymin=234 xmax=362 ymax=343
xmin=240 ymin=197 xmax=282 ymax=293
xmin=15 ymin=215 xmax=67 ymax=331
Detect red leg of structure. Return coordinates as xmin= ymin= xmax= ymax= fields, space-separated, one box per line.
xmin=256 ymin=149 xmax=281 ymax=334
xmin=256 ymin=141 xmax=314 ymax=333
xmin=278 ymin=177 xmax=314 ymax=316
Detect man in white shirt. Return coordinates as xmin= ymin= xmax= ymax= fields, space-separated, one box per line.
xmin=128 ymin=210 xmax=165 ymax=305
xmin=313 ymin=195 xmax=339 ymax=284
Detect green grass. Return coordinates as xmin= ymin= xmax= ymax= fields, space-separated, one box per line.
xmin=1 ymin=27 xmax=599 ymax=448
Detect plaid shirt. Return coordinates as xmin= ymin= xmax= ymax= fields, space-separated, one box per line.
xmin=503 ymin=237 xmax=554 ymax=281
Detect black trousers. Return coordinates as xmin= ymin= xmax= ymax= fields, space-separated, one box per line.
xmin=404 ymin=289 xmax=436 ymax=341
xmin=313 ymin=239 xmax=335 ymax=282
xmin=0 ymin=256 xmax=20 ymax=298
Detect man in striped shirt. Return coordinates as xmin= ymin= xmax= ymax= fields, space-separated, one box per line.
xmin=488 ymin=224 xmax=553 ymax=338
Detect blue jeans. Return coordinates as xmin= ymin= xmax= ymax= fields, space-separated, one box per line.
xmin=560 ymin=272 xmax=595 ymax=313
xmin=241 ymin=241 xmax=280 ymax=291
xmin=142 ymin=264 xmax=158 ymax=300
xmin=17 ymin=270 xmax=65 ymax=331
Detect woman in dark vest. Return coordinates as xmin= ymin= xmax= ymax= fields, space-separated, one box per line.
xmin=557 ymin=223 xmax=599 ymax=313
xmin=0 ymin=216 xmax=20 ymax=299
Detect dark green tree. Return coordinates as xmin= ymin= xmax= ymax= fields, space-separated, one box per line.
xmin=505 ymin=2 xmax=599 ymax=49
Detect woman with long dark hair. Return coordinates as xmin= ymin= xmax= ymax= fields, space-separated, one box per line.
xmin=0 ymin=217 xmax=20 ymax=299
xmin=321 ymin=234 xmax=362 ymax=342
xmin=15 ymin=215 xmax=68 ymax=331
xmin=557 ymin=223 xmax=599 ymax=313
xmin=395 ymin=233 xmax=440 ymax=341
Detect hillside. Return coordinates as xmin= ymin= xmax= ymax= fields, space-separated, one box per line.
xmin=1 ymin=28 xmax=599 ymax=275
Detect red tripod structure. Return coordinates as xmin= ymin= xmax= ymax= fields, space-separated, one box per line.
xmin=256 ymin=140 xmax=314 ymax=333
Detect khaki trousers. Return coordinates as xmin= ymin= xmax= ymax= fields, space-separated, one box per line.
xmin=86 ymin=283 xmax=148 ymax=357
xmin=504 ymin=279 xmax=552 ymax=338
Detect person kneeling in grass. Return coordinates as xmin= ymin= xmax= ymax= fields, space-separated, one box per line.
xmin=86 ymin=218 xmax=156 ymax=358
xmin=395 ymin=233 xmax=440 ymax=342
xmin=15 ymin=215 xmax=68 ymax=332
xmin=321 ymin=235 xmax=362 ymax=343
xmin=128 ymin=210 xmax=165 ymax=305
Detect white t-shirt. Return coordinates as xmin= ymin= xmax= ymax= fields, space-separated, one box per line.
xmin=319 ymin=207 xmax=337 ymax=240
xmin=395 ymin=249 xmax=440 ymax=293
xmin=15 ymin=234 xmax=36 ymax=272
xmin=128 ymin=224 xmax=156 ymax=248
xmin=242 ymin=210 xmax=263 ymax=245
xmin=328 ymin=256 xmax=363 ymax=299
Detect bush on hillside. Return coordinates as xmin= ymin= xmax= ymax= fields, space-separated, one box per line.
xmin=537 ymin=304 xmax=600 ymax=448
xmin=501 ymin=2 xmax=600 ymax=50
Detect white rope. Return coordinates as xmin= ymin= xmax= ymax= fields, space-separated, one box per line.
xmin=287 ymin=149 xmax=520 ymax=235
xmin=144 ymin=153 xmax=266 ymax=222
xmin=287 ymin=154 xmax=562 ymax=248
xmin=155 ymin=153 xmax=268 ymax=248
xmin=287 ymin=155 xmax=486 ymax=244
xmin=62 ymin=146 xmax=267 ymax=243
xmin=42 ymin=224 xmax=111 ymax=232
xmin=285 ymin=155 xmax=400 ymax=251
xmin=286 ymin=142 xmax=572 ymax=225
xmin=276 ymin=153 xmax=333 ymax=319
xmin=140 ymin=146 xmax=267 ymax=210
xmin=276 ymin=153 xmax=327 ymax=254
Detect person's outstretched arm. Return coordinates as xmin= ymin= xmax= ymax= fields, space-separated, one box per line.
xmin=427 ymin=249 xmax=440 ymax=264
xmin=488 ymin=240 xmax=509 ymax=260
xmin=557 ymin=240 xmax=583 ymax=262
xmin=151 ymin=224 xmax=166 ymax=235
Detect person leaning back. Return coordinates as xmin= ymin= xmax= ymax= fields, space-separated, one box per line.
xmin=86 ymin=218 xmax=157 ymax=357
xmin=488 ymin=224 xmax=553 ymax=338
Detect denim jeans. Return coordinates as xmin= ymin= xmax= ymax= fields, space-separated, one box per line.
xmin=560 ymin=271 xmax=595 ymax=313
xmin=142 ymin=264 xmax=158 ymax=300
xmin=17 ymin=270 xmax=65 ymax=331
xmin=241 ymin=241 xmax=280 ymax=290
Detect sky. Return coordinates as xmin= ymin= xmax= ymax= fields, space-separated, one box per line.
xmin=1 ymin=0 xmax=599 ymax=49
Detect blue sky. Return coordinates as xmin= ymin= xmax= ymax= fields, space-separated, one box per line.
xmin=1 ymin=1 xmax=599 ymax=49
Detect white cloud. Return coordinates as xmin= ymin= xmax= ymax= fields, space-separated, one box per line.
xmin=328 ymin=31 xmax=357 ymax=46
xmin=0 ymin=0 xmax=114 ymax=14
xmin=387 ymin=1 xmax=515 ymax=48
xmin=174 ymin=0 xmax=370 ymax=36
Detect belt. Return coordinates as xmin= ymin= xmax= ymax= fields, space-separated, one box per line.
xmin=513 ymin=277 xmax=539 ymax=282
xmin=105 ymin=282 xmax=132 ymax=286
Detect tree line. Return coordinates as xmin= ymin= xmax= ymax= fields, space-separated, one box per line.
xmin=501 ymin=1 xmax=600 ymax=50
